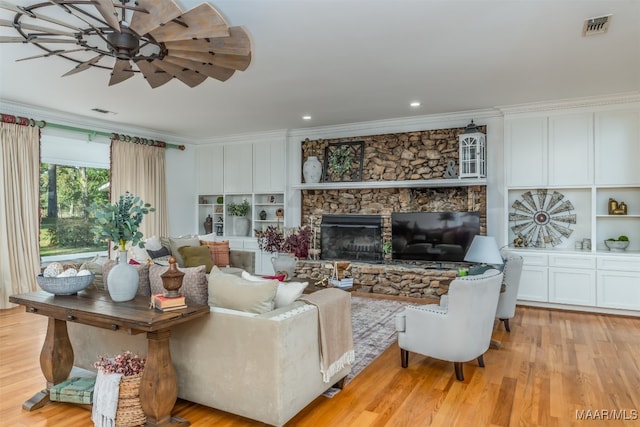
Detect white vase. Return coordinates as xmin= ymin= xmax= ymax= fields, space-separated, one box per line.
xmin=303 ymin=156 xmax=322 ymax=183
xmin=107 ymin=250 xmax=139 ymax=302
xmin=233 ymin=216 xmax=251 ymax=236
xmin=270 ymin=253 xmax=299 ymax=280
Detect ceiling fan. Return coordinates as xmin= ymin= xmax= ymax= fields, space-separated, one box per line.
xmin=0 ymin=0 xmax=252 ymax=88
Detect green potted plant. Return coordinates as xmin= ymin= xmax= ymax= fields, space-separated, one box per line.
xmin=93 ymin=192 xmax=155 ymax=251
xmin=92 ymin=192 xmax=154 ymax=301
xmin=228 ymin=199 xmax=251 ymax=236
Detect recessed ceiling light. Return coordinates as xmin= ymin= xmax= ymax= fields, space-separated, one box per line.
xmin=410 ymin=101 xmax=421 ymax=108
xmin=302 ymin=115 xmax=312 ymax=120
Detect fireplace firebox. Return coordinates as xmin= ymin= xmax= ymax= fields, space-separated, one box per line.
xmin=320 ymin=214 xmax=382 ymax=262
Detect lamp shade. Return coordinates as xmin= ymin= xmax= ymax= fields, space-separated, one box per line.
xmin=464 ymin=235 xmax=504 ymax=265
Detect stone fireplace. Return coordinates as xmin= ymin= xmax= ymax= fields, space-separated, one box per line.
xmin=320 ymin=214 xmax=382 ymax=262
xmin=297 ymin=125 xmax=488 ymax=299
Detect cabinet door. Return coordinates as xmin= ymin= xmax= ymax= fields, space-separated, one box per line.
xmin=196 ymin=145 xmax=223 ymax=194
xmin=596 ymin=270 xmax=640 ymax=310
xmin=223 ymin=144 xmax=253 ymax=193
xmin=517 ymin=266 xmax=548 ymax=302
xmin=548 ymin=267 xmax=596 ymax=306
xmin=506 ymin=117 xmax=548 ymax=186
xmin=595 ymin=110 xmax=640 ymax=185
xmin=548 ymin=113 xmax=593 ymax=185
xmin=253 ymin=140 xmax=285 ymax=192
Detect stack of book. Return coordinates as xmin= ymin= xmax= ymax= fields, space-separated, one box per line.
xmin=152 ymin=294 xmax=187 ymax=311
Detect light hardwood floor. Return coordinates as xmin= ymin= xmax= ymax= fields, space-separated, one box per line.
xmin=1 ymin=304 xmax=639 ymax=426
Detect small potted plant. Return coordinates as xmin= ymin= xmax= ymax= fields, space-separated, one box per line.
xmin=92 ymin=192 xmax=154 ymax=301
xmin=227 ymin=199 xmax=251 ymax=236
xmin=255 ymin=225 xmax=310 ymax=279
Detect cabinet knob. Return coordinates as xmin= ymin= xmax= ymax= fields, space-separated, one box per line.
xmin=28 ymin=307 xmax=37 ymax=313
xmin=66 ymin=314 xmax=75 ymax=321
xmin=111 ymin=324 xmax=119 ymax=331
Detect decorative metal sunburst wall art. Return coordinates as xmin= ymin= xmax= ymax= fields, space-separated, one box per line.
xmin=509 ymin=189 xmax=577 ymax=248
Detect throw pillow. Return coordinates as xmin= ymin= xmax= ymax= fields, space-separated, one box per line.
xmin=209 ymin=266 xmax=278 ymax=314
xmin=241 ymin=271 xmax=308 ymax=309
xmin=200 ymin=240 xmax=230 ymax=267
xmin=178 ymin=245 xmax=214 ymax=273
xmin=147 ymin=246 xmax=171 ymax=259
xmin=144 ymin=235 xmax=162 ymax=251
xmin=149 ymin=263 xmax=208 ymax=305
xmin=168 ymin=236 xmax=201 ymax=267
xmin=468 ymin=264 xmax=493 ymax=276
xmin=103 ymin=260 xmax=151 ymax=296
xmin=128 ymin=244 xmax=149 ymax=264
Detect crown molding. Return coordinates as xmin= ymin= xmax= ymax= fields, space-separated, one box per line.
xmin=286 ymin=108 xmax=501 ymax=141
xmin=199 ymin=129 xmax=289 ymax=145
xmin=0 ymin=99 xmax=192 ymax=146
xmin=497 ymin=92 xmax=640 ymax=115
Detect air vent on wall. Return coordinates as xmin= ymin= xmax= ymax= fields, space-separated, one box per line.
xmin=582 ymin=14 xmax=612 ymax=36
xmin=91 ymin=108 xmax=116 ymax=115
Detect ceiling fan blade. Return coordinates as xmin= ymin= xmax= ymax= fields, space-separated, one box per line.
xmin=0 ymin=1 xmax=82 ymax=31
xmin=166 ymin=49 xmax=251 ymax=71
xmin=93 ymin=0 xmax=120 ymax=30
xmin=0 ymin=18 xmax=76 ymax=36
xmin=135 ymin=59 xmax=173 ymax=88
xmin=16 ymin=47 xmax=88 ymax=61
xmin=163 ymin=55 xmax=235 ymax=82
xmin=0 ymin=35 xmax=78 ymax=44
xmin=164 ymin=26 xmax=251 ymax=56
xmin=149 ymin=3 xmax=229 ymax=42
xmin=152 ymin=59 xmax=207 ymax=88
xmin=61 ymin=54 xmax=103 ymax=77
xmin=109 ymin=59 xmax=135 ymax=86
xmin=129 ymin=0 xmax=182 ymax=36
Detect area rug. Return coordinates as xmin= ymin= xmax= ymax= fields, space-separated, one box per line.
xmin=323 ymin=295 xmax=415 ymax=397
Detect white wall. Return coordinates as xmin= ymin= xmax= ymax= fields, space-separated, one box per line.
xmin=166 ymin=145 xmax=197 ymax=236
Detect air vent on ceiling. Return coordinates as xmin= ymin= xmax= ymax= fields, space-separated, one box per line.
xmin=91 ymin=108 xmax=116 ymax=115
xmin=582 ymin=14 xmax=612 ymax=36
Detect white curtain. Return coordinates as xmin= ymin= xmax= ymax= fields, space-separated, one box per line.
xmin=110 ymin=139 xmax=168 ymax=241
xmin=0 ymin=122 xmax=41 ymax=309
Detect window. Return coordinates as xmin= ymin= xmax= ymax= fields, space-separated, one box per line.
xmin=39 ymin=134 xmax=111 ymax=260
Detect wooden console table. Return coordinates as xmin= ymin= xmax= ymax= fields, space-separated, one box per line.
xmin=9 ymin=289 xmax=209 ymax=426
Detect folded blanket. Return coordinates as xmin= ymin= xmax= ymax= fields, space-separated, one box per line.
xmin=298 ymin=288 xmax=355 ymax=382
xmin=92 ymin=370 xmax=122 ymax=427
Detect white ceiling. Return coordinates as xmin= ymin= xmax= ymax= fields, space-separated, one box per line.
xmin=1 ymin=0 xmax=639 ymax=143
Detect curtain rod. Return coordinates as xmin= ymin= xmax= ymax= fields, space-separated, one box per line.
xmin=0 ymin=113 xmax=185 ymax=150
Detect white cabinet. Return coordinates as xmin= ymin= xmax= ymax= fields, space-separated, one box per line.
xmin=548 ymin=113 xmax=593 ymax=186
xmin=548 ymin=268 xmax=596 ymax=306
xmin=505 ymin=117 xmax=547 ymax=186
xmin=595 ymin=110 xmax=640 ymax=185
xmin=514 ymin=252 xmax=548 ymax=302
xmin=223 ymin=144 xmax=253 ymax=193
xmin=196 ymin=145 xmax=223 ymax=194
xmin=596 ymin=256 xmax=640 ymax=310
xmin=253 ymin=140 xmax=285 ymax=192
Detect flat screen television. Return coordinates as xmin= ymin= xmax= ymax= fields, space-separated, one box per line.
xmin=391 ymin=212 xmax=480 ymax=262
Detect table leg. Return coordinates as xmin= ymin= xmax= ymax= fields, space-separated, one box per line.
xmin=140 ymin=329 xmax=189 ymax=426
xmin=24 ymin=318 xmax=74 ymax=411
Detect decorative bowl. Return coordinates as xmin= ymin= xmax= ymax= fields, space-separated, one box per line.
xmin=36 ymin=273 xmax=95 ymax=295
xmin=603 ymin=240 xmax=630 ymax=252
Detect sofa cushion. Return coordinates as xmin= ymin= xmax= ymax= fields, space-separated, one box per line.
xmin=179 ymin=245 xmax=214 ymax=273
xmin=200 ymin=240 xmax=230 ymax=267
xmin=103 ymin=260 xmax=151 ymax=296
xmin=208 ymin=266 xmax=278 ymax=314
xmin=169 ymin=236 xmax=201 ymax=267
xmin=149 ymin=263 xmax=208 ymax=305
xmin=241 ymin=271 xmax=308 ymax=309
xmin=147 ymin=246 xmax=171 ymax=259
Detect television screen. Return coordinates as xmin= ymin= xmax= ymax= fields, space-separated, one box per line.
xmin=391 ymin=212 xmax=480 ymax=262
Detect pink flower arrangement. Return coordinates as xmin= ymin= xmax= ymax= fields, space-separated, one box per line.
xmin=94 ymin=350 xmax=146 ymax=376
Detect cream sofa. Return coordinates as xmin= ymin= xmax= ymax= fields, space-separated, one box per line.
xmin=67 ymin=290 xmax=351 ymax=426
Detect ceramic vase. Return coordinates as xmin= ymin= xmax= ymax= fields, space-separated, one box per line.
xmin=303 ymin=156 xmax=322 ymax=183
xmin=233 ymin=216 xmax=251 ymax=236
xmin=107 ymin=250 xmax=139 ymax=302
xmin=270 ymin=253 xmax=299 ymax=280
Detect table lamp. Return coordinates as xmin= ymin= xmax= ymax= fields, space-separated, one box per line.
xmin=464 ymin=235 xmax=504 ymax=268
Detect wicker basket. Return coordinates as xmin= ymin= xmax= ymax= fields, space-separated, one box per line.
xmin=115 ymin=373 xmax=146 ymax=427
xmin=36 ymin=273 xmax=95 ymax=295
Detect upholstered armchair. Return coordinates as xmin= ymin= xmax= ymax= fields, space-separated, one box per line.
xmin=395 ymin=269 xmax=504 ymax=381
xmin=495 ymin=253 xmax=524 ymax=332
